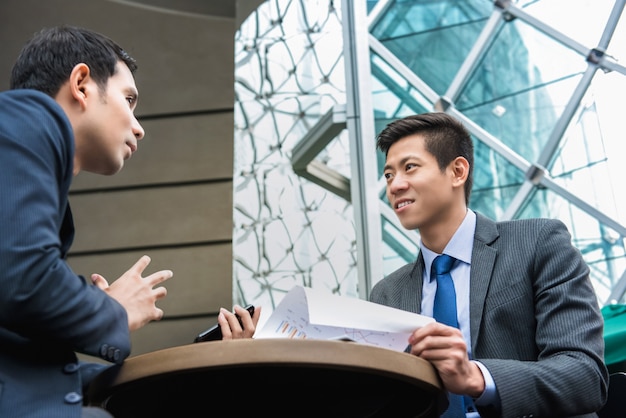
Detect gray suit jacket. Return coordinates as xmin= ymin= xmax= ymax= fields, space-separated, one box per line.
xmin=370 ymin=213 xmax=608 ymax=418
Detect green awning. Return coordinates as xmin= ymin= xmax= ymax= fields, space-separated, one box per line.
xmin=602 ymin=304 xmax=626 ymax=368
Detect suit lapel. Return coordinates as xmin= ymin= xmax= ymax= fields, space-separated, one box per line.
xmin=412 ymin=253 xmax=425 ymax=313
xmin=398 ymin=252 xmax=425 ymax=314
xmin=469 ymin=213 xmax=499 ymax=351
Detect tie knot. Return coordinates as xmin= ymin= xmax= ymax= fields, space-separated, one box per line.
xmin=432 ymin=254 xmax=455 ymax=275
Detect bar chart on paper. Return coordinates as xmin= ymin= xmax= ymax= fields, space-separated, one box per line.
xmin=254 ymin=285 xmax=434 ymax=351
xmin=275 ymin=319 xmax=307 ymax=339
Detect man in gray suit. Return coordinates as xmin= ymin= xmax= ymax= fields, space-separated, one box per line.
xmin=370 ymin=112 xmax=608 ymax=417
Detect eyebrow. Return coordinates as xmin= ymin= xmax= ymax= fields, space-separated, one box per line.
xmin=383 ymin=155 xmax=420 ymax=172
xmin=128 ymin=88 xmax=138 ymax=100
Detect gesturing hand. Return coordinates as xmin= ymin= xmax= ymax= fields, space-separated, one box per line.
xmin=91 ymin=255 xmax=173 ymax=331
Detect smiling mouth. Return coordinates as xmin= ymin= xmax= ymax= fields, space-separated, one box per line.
xmin=396 ymin=200 xmax=413 ymax=209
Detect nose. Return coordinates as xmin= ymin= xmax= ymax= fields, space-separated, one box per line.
xmin=133 ymin=117 xmax=145 ymax=140
xmin=388 ymin=173 xmax=408 ymax=195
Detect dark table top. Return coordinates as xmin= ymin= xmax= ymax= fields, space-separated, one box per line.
xmin=88 ymin=338 xmax=446 ymax=418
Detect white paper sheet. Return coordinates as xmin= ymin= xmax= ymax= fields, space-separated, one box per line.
xmin=254 ymin=285 xmax=434 ymax=351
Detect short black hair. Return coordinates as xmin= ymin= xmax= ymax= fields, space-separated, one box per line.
xmin=10 ymin=25 xmax=137 ymax=97
xmin=376 ymin=112 xmax=474 ymax=204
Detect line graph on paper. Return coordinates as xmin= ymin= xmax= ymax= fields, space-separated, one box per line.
xmin=267 ymin=317 xmax=409 ymax=351
xmin=337 ymin=328 xmax=408 ymax=350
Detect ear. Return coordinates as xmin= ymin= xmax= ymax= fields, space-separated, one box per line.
xmin=450 ymin=156 xmax=470 ymax=187
xmin=68 ymin=63 xmax=91 ymax=109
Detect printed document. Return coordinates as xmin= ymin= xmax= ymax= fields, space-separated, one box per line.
xmin=254 ymin=285 xmax=434 ymax=351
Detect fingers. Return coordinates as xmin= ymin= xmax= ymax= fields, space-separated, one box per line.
xmin=407 ymin=322 xmax=475 ymax=394
xmin=233 ymin=305 xmax=257 ymax=338
xmin=225 ymin=307 xmax=243 ymax=335
xmin=130 ymin=254 xmax=152 ymax=275
xmin=127 ymin=255 xmax=172 ymax=287
xmin=129 ymin=255 xmax=173 ymax=291
xmin=408 ymin=322 xmax=467 ymax=362
xmin=144 ymin=268 xmax=174 ymax=287
xmin=252 ymin=305 xmax=262 ymax=325
xmin=91 ymin=273 xmax=109 ymax=290
xmin=409 ymin=322 xmax=458 ymax=345
xmin=217 ymin=309 xmax=233 ymax=340
xmin=219 ymin=305 xmax=259 ymax=340
xmin=154 ymin=307 xmax=164 ymax=321
xmin=153 ymin=285 xmax=167 ymax=301
xmin=108 ymin=255 xmax=173 ymax=332
xmin=232 ymin=304 xmax=252 ymax=320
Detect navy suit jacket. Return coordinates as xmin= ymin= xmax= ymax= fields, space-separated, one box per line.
xmin=370 ymin=212 xmax=608 ymax=418
xmin=0 ymin=89 xmax=130 ymax=417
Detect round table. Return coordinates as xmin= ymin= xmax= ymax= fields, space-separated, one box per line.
xmin=88 ymin=338 xmax=446 ymax=417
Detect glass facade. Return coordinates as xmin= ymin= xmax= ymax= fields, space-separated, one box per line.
xmin=233 ymin=0 xmax=626 ymax=312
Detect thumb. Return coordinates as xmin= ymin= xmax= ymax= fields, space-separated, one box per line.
xmin=91 ymin=273 xmax=110 ymax=290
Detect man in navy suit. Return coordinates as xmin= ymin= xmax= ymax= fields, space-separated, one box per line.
xmin=0 ymin=26 xmax=260 ymax=418
xmin=370 ymin=112 xmax=608 ymax=417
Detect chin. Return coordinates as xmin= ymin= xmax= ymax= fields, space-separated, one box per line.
xmin=100 ymin=164 xmax=124 ymax=176
xmin=399 ymin=219 xmax=420 ymax=231
xmin=111 ymin=165 xmax=124 ymax=175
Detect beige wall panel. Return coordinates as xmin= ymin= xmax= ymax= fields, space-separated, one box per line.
xmin=70 ymin=182 xmax=233 ymax=251
xmin=125 ymin=0 xmax=235 ymax=18
xmin=71 ymin=112 xmax=234 ymax=190
xmin=78 ymin=316 xmax=216 ymax=358
xmin=128 ymin=14 xmax=234 ymax=116
xmin=130 ymin=316 xmax=218 ymax=354
xmin=237 ymin=0 xmax=266 ymax=27
xmin=0 ymin=0 xmax=234 ymax=114
xmin=67 ymin=245 xmax=232 ymax=317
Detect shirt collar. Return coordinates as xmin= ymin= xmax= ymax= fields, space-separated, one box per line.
xmin=421 ymin=209 xmax=476 ymax=281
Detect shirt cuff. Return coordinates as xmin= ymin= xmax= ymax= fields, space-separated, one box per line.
xmin=472 ymin=360 xmax=501 ymax=412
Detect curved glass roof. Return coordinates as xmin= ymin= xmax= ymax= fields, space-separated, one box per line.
xmin=233 ymin=0 xmax=626 ymax=310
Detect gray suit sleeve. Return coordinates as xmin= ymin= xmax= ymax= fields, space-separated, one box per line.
xmin=477 ymin=219 xmax=608 ymax=417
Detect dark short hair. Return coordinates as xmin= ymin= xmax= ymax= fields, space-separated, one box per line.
xmin=376 ymin=112 xmax=474 ymax=204
xmin=10 ymin=25 xmax=137 ymax=97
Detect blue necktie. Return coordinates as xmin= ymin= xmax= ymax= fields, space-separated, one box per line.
xmin=432 ymin=255 xmax=458 ymax=328
xmin=432 ymin=255 xmax=476 ymax=418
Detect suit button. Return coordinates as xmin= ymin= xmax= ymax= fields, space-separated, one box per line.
xmin=64 ymin=392 xmax=82 ymax=404
xmin=100 ymin=344 xmax=109 ymax=357
xmin=107 ymin=346 xmax=117 ymax=360
xmin=113 ymin=349 xmax=121 ymax=362
xmin=63 ymin=363 xmax=80 ymax=374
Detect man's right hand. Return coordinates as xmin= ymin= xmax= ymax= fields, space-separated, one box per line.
xmin=407 ymin=321 xmax=485 ymax=398
xmin=91 ymin=255 xmax=172 ymax=331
